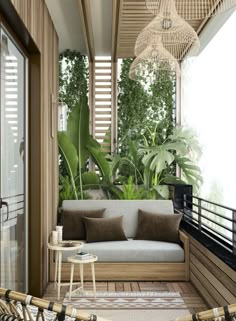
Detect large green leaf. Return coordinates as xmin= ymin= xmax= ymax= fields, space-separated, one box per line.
xmin=175 ymin=156 xmax=203 ymax=190
xmin=58 ymin=132 xmax=78 ymax=177
xmin=58 ymin=132 xmax=78 ymax=199
xmin=87 ymin=145 xmax=111 ymax=182
xmin=153 ymin=185 xmax=170 ymax=199
xmin=162 ymin=175 xmax=187 ymax=185
xmin=170 ymin=127 xmax=202 ymax=157
xmin=67 ymin=97 xmax=90 ymax=166
xmin=143 ymin=158 xmax=153 ymax=190
xmin=106 ymin=154 xmax=121 ymax=177
xmin=82 ymin=172 xmax=100 ymax=189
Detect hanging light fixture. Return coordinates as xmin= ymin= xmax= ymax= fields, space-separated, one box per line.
xmin=145 ymin=0 xmax=236 ymax=20
xmin=129 ymin=35 xmax=180 ymax=84
xmin=135 ymin=0 xmax=200 ymax=60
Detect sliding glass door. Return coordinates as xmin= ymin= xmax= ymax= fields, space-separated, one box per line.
xmin=0 ymin=26 xmax=28 ymax=292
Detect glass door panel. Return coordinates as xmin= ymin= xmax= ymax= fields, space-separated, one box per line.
xmin=0 ymin=26 xmax=27 ymax=292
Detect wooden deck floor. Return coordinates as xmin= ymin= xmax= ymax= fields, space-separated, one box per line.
xmin=43 ymin=281 xmax=208 ymax=314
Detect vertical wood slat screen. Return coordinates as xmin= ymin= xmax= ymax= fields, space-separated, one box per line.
xmin=93 ymin=57 xmax=112 ymax=154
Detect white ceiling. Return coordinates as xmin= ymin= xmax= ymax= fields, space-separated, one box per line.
xmin=45 ymin=0 xmax=113 ymax=56
xmin=90 ymin=0 xmax=112 ymax=56
xmin=45 ymin=0 xmax=87 ymax=54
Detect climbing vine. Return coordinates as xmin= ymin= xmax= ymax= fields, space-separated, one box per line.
xmin=59 ymin=49 xmax=88 ymax=112
xmin=118 ymin=58 xmax=175 ymax=153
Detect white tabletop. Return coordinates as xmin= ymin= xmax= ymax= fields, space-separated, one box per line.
xmin=48 ymin=241 xmax=84 ymax=251
xmin=67 ymin=254 xmax=98 ymax=264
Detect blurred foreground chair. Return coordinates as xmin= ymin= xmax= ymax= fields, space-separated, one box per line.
xmin=172 ymin=303 xmax=236 ymax=321
xmin=0 ymin=288 xmax=108 ymax=321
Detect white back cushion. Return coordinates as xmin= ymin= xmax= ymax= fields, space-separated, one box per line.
xmin=62 ymin=200 xmax=174 ymax=238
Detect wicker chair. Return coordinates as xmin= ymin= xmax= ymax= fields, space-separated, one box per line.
xmin=0 ymin=288 xmax=108 ymax=321
xmin=172 ymin=303 xmax=236 ymax=321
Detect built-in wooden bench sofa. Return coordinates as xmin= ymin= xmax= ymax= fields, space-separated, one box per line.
xmin=49 ymin=200 xmax=189 ymax=282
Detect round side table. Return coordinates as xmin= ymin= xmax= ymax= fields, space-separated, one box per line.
xmin=48 ymin=241 xmax=84 ymax=300
xmin=67 ymin=254 xmax=98 ymax=300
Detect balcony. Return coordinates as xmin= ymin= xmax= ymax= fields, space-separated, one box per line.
xmin=0 ymin=1 xmax=235 ymax=321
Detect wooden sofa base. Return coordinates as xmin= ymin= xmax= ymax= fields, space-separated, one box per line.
xmin=49 ymin=231 xmax=189 ymax=282
xmin=50 ymin=262 xmax=189 ymax=282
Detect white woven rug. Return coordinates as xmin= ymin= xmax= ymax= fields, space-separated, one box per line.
xmin=78 ymin=309 xmax=190 ymax=321
xmin=64 ymin=291 xmax=187 ymax=310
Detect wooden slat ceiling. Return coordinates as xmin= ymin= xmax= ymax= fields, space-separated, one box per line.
xmin=116 ymin=0 xmax=210 ymax=59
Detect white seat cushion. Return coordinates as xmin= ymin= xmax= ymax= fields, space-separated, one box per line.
xmin=62 ymin=239 xmax=184 ymax=263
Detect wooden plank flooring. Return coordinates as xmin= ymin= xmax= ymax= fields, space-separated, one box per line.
xmin=43 ymin=281 xmax=208 ymax=314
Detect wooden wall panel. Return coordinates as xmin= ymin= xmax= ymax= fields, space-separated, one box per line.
xmin=10 ymin=0 xmax=59 ymax=296
xmin=186 ymin=233 xmax=236 ymax=308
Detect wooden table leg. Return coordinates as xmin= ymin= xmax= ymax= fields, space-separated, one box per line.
xmin=57 ymin=251 xmax=62 ymax=300
xmin=79 ymin=263 xmax=84 ymax=291
xmin=91 ymin=262 xmax=96 ymax=298
xmin=54 ymin=250 xmax=58 ymax=288
xmin=69 ymin=263 xmax=74 ymax=300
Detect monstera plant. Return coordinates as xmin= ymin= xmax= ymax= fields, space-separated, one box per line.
xmin=140 ymin=126 xmax=203 ymax=198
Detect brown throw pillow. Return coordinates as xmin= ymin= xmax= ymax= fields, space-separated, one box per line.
xmin=62 ymin=209 xmax=105 ymax=240
xmin=134 ymin=209 xmax=182 ymax=243
xmin=83 ymin=216 xmax=128 ymax=243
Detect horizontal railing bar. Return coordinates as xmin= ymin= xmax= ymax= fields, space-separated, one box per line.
xmin=184 ymin=207 xmax=233 ymax=232
xmin=1 ymin=207 xmax=24 ymax=215
xmin=183 ymin=219 xmax=233 ymax=253
xmin=185 ymin=200 xmax=234 ymax=222
xmin=185 ymin=194 xmax=236 ymax=212
xmin=8 ymin=200 xmax=24 ymax=206
xmin=2 ymin=193 xmax=24 ymax=200
xmin=183 ymin=212 xmax=232 ymax=242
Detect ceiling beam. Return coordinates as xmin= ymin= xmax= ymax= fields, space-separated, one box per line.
xmin=112 ymin=0 xmax=122 ymax=62
xmin=77 ymin=0 xmax=95 ymax=62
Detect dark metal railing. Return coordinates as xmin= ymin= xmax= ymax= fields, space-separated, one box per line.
xmin=176 ymin=194 xmax=236 ymax=256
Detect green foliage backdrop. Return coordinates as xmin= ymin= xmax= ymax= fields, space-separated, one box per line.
xmin=118 ymin=58 xmax=176 ymax=154
xmin=59 ymin=50 xmax=88 ymax=112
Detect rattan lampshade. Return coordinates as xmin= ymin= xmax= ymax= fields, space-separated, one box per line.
xmin=146 ymin=0 xmax=236 ymax=20
xmin=129 ymin=36 xmax=180 ymax=84
xmin=135 ymin=0 xmax=200 ymax=60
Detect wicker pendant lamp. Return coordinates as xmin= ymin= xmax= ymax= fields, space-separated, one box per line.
xmin=145 ymin=0 xmax=236 ymax=20
xmin=135 ymin=0 xmax=200 ymax=60
xmin=129 ymin=36 xmax=180 ymax=84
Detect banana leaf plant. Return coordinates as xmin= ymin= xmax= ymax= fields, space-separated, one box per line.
xmin=58 ymin=97 xmax=101 ymax=199
xmin=58 ymin=97 xmax=119 ymax=199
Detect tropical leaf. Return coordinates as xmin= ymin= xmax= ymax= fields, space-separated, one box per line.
xmin=82 ymin=172 xmax=100 ymax=189
xmin=59 ymin=175 xmax=77 ymax=206
xmin=143 ymin=158 xmax=153 ymax=190
xmin=170 ymin=127 xmax=202 ymax=157
xmin=106 ymin=154 xmax=121 ymax=177
xmin=58 ymin=132 xmax=78 ymax=199
xmin=102 ymin=127 xmax=111 ymax=154
xmin=88 ymin=135 xmax=101 ymax=149
xmin=87 ymin=145 xmax=111 ymax=182
xmin=150 ymin=149 xmax=175 ymax=173
xmin=162 ymin=175 xmax=187 ymax=185
xmin=175 ymin=156 xmax=203 ymax=190
xmin=66 ymin=97 xmax=90 ymax=167
xmin=58 ymin=132 xmax=78 ymax=177
xmin=153 ymin=185 xmax=170 ymax=199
